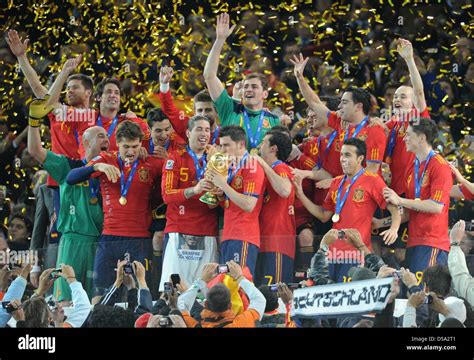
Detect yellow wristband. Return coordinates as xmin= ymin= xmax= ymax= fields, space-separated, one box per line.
xmin=28 ymin=118 xmax=41 ymax=127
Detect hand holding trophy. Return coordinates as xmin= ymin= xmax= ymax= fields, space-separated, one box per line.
xmin=199 ymin=151 xmax=228 ymax=205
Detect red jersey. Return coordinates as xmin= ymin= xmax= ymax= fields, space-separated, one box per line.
xmin=159 ymin=90 xmax=220 ymax=145
xmin=288 ymin=154 xmax=315 ymax=227
xmin=323 ymin=171 xmax=388 ymax=257
xmin=460 ymin=184 xmax=474 ymax=200
xmin=221 ymin=157 xmax=266 ymax=247
xmin=300 ymin=138 xmax=319 ymax=164
xmin=385 ymin=108 xmax=430 ymax=195
xmin=87 ymin=151 xmax=162 ymax=237
xmin=80 ymin=114 xmax=150 ymax=158
xmin=161 ymin=147 xmax=218 ymax=236
xmin=328 ymin=111 xmax=387 ymax=165
xmin=259 ymin=162 xmax=296 ymax=258
xmin=47 ymin=107 xmax=88 ymax=186
xmin=404 ymin=153 xmax=452 ymax=252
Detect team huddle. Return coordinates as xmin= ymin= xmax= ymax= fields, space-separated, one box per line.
xmin=5 ymin=12 xmax=472 ymax=304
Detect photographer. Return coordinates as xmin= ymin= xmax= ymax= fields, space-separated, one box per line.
xmin=177 ymin=261 xmax=266 ymax=327
xmin=0 ymin=263 xmax=30 ymax=327
xmin=257 ymin=284 xmax=287 ymax=327
xmin=403 ymin=264 xmax=469 ymax=328
xmin=448 ymin=220 xmax=474 ymax=307
xmin=99 ymin=260 xmax=152 ymax=315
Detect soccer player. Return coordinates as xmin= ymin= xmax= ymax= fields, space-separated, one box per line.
xmin=7 ymin=30 xmax=90 ymax=160
xmin=27 ymin=97 xmax=109 ymax=301
xmin=372 ymin=39 xmax=432 ymax=264
xmin=146 ymin=108 xmax=187 ymax=158
xmin=206 ymin=126 xmax=266 ymax=276
xmin=384 ymin=39 xmax=431 ymax=196
xmin=383 ymin=118 xmax=453 ymax=279
xmin=204 ymin=14 xmax=280 ymax=152
xmin=66 ymin=121 xmax=162 ymax=302
xmin=75 ymin=78 xmax=150 ymax=158
xmin=160 ymin=115 xmax=218 ymax=290
xmin=294 ymin=138 xmax=401 ymax=282
xmin=290 ymin=53 xmax=387 ymax=175
xmin=156 ymin=65 xmax=221 ymax=144
xmin=270 ymin=125 xmax=317 ymax=277
xmin=146 ymin=107 xmax=187 ymax=297
xmin=255 ymin=130 xmax=296 ymax=285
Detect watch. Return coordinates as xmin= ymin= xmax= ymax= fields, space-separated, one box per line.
xmin=450 ymin=241 xmax=461 ymax=248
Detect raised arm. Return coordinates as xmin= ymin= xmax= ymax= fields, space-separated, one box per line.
xmin=397 ymin=39 xmax=427 ymax=112
xmin=27 ymin=97 xmax=55 ymax=163
xmin=290 ymin=53 xmax=330 ymax=121
xmin=6 ymin=30 xmax=48 ymax=98
xmin=203 ymin=13 xmax=236 ymax=100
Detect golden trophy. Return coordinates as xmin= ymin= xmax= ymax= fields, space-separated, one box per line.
xmin=199 ymin=152 xmax=228 ymax=206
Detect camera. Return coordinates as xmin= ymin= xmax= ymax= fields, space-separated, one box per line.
xmin=171 ymin=274 xmax=181 ymax=288
xmin=163 ymin=282 xmax=173 ymax=294
xmin=338 ymin=230 xmax=345 ymax=239
xmin=47 ymin=299 xmax=58 ymax=311
xmin=159 ymin=316 xmax=172 ymax=328
xmin=2 ymin=301 xmax=15 ymax=314
xmin=51 ymin=267 xmax=63 ymax=280
xmin=217 ymin=264 xmax=229 ymax=274
xmin=269 ymin=283 xmax=302 ymax=292
xmin=269 ymin=284 xmax=279 ymax=292
xmin=123 ymin=262 xmax=134 ymax=275
xmin=423 ymin=294 xmax=433 ymax=304
xmin=466 ymin=220 xmax=474 ymax=232
xmin=392 ymin=271 xmax=401 ymax=280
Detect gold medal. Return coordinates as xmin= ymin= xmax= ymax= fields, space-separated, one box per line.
xmin=119 ymin=196 xmax=127 ymax=205
xmin=89 ymin=197 xmax=98 ymax=205
xmin=225 ymin=199 xmax=230 ymax=209
xmin=332 ymin=214 xmax=340 ymax=223
xmin=250 ymin=148 xmax=259 ymax=156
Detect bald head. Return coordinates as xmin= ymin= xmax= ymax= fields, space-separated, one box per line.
xmin=83 ymin=126 xmax=110 ymax=157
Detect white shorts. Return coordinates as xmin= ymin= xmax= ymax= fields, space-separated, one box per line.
xmin=159 ymin=233 xmax=218 ymax=291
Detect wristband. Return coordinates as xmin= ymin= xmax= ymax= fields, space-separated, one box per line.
xmin=160 ymin=83 xmax=170 ymax=93
xmin=28 ymin=118 xmax=41 ymax=127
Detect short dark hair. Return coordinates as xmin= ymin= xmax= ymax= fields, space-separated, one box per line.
xmin=271 ymin=125 xmax=291 ymax=138
xmin=88 ymin=305 xmax=136 ymax=328
xmin=258 ymin=285 xmax=279 ymax=313
xmin=67 ymin=74 xmax=94 ymax=92
xmin=219 ymin=125 xmax=247 ymax=146
xmin=320 ymin=96 xmax=340 ymax=112
xmin=115 ymin=120 xmax=144 ymax=142
xmin=409 ymin=117 xmax=438 ymax=146
xmin=345 ymin=87 xmax=371 ymax=115
xmin=244 ymin=72 xmax=269 ymax=91
xmin=423 ymin=265 xmax=452 ymax=297
xmin=193 ymin=90 xmax=213 ymax=104
xmin=95 ymin=78 xmax=122 ymax=99
xmin=147 ymin=108 xmax=169 ymax=128
xmin=266 ymin=129 xmax=293 ymax=161
xmin=9 ymin=214 xmax=33 ymax=234
xmin=343 ymin=138 xmax=366 ymax=162
xmin=187 ymin=115 xmax=211 ymax=131
xmin=207 ymin=284 xmax=231 ymax=313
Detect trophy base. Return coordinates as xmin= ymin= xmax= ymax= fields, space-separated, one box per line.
xmin=199 ymin=192 xmax=218 ymax=206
